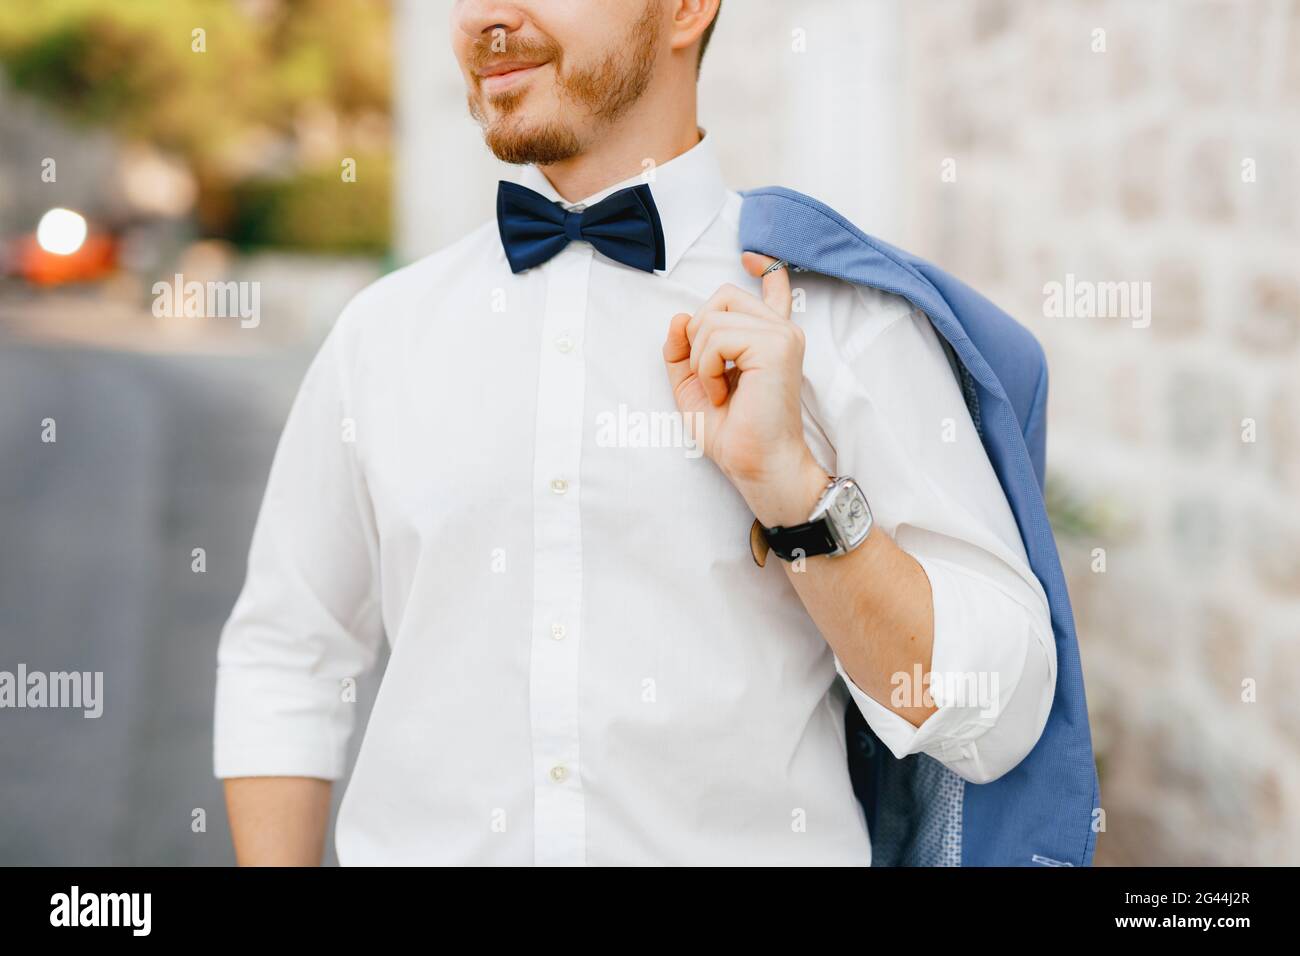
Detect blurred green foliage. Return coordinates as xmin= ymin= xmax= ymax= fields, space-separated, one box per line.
xmin=0 ymin=0 xmax=392 ymax=252
xmin=230 ymin=154 xmax=390 ymax=254
xmin=1045 ymin=472 xmax=1115 ymax=541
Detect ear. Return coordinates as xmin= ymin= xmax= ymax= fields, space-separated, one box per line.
xmin=667 ymin=0 xmax=720 ymax=58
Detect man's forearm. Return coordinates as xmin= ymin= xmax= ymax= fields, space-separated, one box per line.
xmin=739 ymin=452 xmax=938 ymax=728
xmin=224 ymin=777 xmax=332 ymax=866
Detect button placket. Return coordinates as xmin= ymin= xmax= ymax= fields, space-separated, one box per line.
xmin=528 ymin=245 xmax=592 ymax=866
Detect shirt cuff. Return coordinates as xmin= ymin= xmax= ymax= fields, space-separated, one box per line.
xmin=835 ymin=554 xmax=1039 ymax=782
xmin=213 ymin=665 xmax=354 ymax=780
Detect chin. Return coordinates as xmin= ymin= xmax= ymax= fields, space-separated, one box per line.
xmin=484 ymin=116 xmax=582 ymax=166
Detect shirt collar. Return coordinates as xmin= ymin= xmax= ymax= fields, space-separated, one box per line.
xmin=514 ymin=129 xmax=727 ymax=275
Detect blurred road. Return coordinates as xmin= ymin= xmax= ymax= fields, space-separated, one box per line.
xmin=0 ymin=335 xmax=384 ymax=865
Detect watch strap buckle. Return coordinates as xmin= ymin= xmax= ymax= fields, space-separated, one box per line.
xmin=749 ymin=518 xmax=771 ymax=568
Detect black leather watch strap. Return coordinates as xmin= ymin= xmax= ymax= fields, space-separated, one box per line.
xmin=760 ymin=518 xmax=839 ymax=562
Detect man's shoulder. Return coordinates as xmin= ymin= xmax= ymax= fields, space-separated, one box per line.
xmin=334 ymin=218 xmax=503 ymax=335
xmin=725 ymin=187 xmax=918 ymax=348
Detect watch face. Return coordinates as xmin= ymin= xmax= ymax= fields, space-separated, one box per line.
xmin=827 ymin=480 xmax=872 ymax=548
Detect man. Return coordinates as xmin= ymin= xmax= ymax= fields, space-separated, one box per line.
xmin=215 ymin=0 xmax=1056 ymax=865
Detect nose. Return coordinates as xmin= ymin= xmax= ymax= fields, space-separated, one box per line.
xmin=453 ymin=1 xmax=526 ymax=43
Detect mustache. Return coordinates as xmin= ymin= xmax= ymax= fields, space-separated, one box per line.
xmin=467 ymin=33 xmax=561 ymax=75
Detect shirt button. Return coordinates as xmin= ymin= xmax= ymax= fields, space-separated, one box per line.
xmin=550 ymin=478 xmax=568 ymax=495
xmin=551 ymin=623 xmax=567 ymax=641
xmin=549 ymin=765 xmax=568 ymax=783
xmin=554 ymin=334 xmax=574 ymax=353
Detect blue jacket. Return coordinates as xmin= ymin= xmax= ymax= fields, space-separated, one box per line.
xmin=739 ymin=187 xmax=1099 ymax=866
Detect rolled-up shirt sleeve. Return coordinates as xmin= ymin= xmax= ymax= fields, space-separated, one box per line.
xmin=815 ymin=284 xmax=1057 ymax=785
xmin=214 ymin=308 xmax=384 ymax=780
xmin=834 ymin=555 xmax=1054 ymax=784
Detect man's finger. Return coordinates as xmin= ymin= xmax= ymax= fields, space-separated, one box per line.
xmin=696 ymin=282 xmax=779 ymax=322
xmin=742 ymin=252 xmax=793 ymax=320
xmin=687 ymin=309 xmax=779 ymax=359
xmin=696 ymin=329 xmax=755 ymax=406
xmin=662 ymin=311 xmax=694 ymax=393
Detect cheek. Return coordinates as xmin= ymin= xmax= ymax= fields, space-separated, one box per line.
xmin=450 ymin=40 xmax=472 ymax=77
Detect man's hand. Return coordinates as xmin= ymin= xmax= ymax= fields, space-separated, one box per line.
xmin=662 ymin=252 xmax=828 ymax=526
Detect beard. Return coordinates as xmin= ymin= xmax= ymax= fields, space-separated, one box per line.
xmin=466 ymin=0 xmax=661 ymax=166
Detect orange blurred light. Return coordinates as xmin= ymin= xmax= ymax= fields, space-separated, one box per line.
xmin=13 ymin=233 xmax=117 ymax=286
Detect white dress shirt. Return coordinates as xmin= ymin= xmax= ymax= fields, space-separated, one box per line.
xmin=213 ymin=131 xmax=1056 ymax=866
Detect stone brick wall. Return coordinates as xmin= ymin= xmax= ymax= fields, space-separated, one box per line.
xmin=897 ymin=0 xmax=1300 ymax=864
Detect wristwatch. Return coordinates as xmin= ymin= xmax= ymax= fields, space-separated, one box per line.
xmin=750 ymin=475 xmax=874 ymax=567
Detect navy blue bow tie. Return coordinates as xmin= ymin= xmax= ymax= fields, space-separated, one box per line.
xmin=497 ymin=180 xmax=667 ymax=274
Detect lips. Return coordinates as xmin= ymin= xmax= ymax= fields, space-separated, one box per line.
xmin=477 ymin=60 xmax=549 ymax=94
xmin=477 ymin=59 xmax=547 ymax=78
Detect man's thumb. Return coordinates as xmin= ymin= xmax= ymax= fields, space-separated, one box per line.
xmin=741 ymin=252 xmax=793 ymax=319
